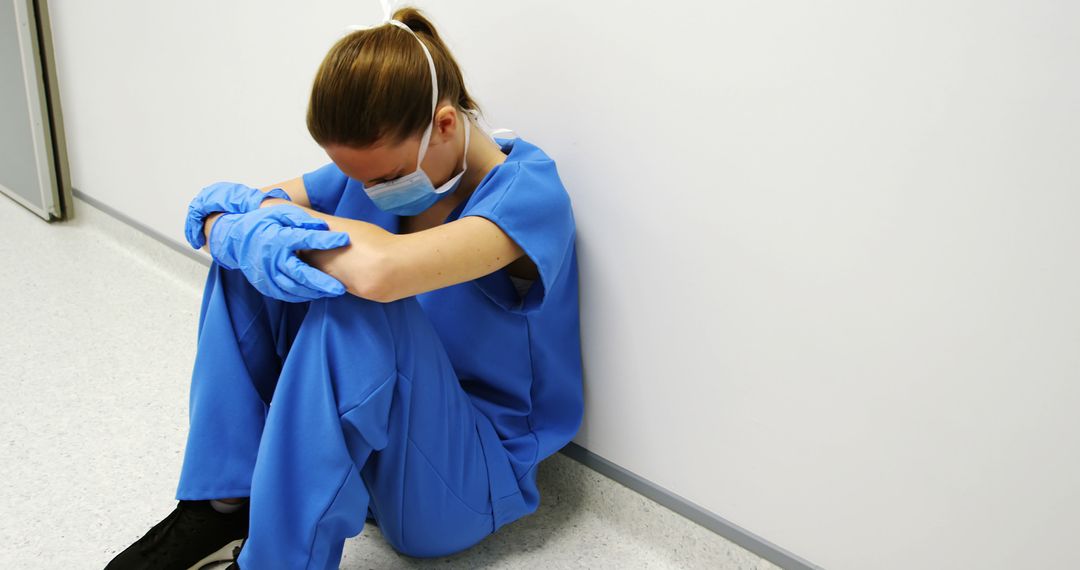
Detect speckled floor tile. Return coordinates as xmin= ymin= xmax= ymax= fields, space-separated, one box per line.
xmin=0 ymin=196 xmax=777 ymax=569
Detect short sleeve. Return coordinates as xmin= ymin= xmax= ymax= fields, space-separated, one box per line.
xmin=462 ymin=160 xmax=576 ymax=315
xmin=301 ymin=162 xmax=348 ymax=215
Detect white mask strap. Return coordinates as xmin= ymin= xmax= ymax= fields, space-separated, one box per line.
xmin=463 ymin=109 xmax=516 ymax=143
xmin=343 ymin=1 xmax=438 ymax=129
xmin=345 ymin=3 xmax=440 ymax=165
xmin=435 ymin=110 xmax=471 ymax=194
xmin=344 ymin=4 xmax=509 ymax=166
xmin=384 ymin=20 xmax=439 ymax=121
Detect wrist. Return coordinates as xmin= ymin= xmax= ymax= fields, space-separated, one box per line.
xmin=261 ymin=187 xmax=292 ymax=204
xmin=202 ymin=211 xmax=225 ymax=248
xmin=208 ymin=212 xmax=243 ymax=269
xmin=259 ymin=197 xmax=292 ymax=209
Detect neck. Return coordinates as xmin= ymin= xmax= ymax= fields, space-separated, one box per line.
xmin=452 ymin=122 xmax=507 ymax=203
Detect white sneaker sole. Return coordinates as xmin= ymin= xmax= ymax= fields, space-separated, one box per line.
xmin=187 ymin=538 xmax=244 ymax=570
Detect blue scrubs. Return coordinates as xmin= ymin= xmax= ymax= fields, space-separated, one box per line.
xmin=175 ymin=138 xmax=584 ymax=569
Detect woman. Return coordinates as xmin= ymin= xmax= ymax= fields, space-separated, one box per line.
xmin=106 ymin=6 xmax=583 ymax=569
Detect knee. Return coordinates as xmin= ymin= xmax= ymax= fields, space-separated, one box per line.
xmin=289 ymin=294 xmax=398 ymax=380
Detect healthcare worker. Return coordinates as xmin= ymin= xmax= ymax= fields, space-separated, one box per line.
xmin=105 ymin=5 xmax=583 ymax=570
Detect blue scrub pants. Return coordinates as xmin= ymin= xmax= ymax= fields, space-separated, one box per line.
xmin=174 ymin=261 xmax=515 ymax=569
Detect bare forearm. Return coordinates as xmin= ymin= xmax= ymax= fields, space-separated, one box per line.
xmin=258 ymin=198 xmax=396 ymax=300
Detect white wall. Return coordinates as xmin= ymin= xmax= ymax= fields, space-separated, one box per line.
xmin=48 ymin=1 xmax=1080 ymax=568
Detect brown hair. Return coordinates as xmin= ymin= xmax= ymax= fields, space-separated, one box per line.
xmin=306 ymin=6 xmax=481 ymax=149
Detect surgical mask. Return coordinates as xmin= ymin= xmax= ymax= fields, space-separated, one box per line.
xmin=363 ymin=108 xmax=471 ymax=216
xmin=346 ymin=18 xmax=471 ymax=216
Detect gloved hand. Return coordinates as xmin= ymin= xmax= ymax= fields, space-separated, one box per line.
xmin=185 ymin=181 xmax=292 ymax=249
xmin=208 ymin=204 xmax=351 ymax=302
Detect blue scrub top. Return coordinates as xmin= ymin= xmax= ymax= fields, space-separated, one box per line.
xmin=301 ymin=137 xmax=584 ymax=527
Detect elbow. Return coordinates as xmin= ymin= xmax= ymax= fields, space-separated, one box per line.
xmin=346 ymin=249 xmax=398 ymax=303
xmin=354 ymin=277 xmax=394 ymax=304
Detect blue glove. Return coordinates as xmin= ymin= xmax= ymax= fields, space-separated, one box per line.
xmin=185 ymin=181 xmax=291 ymax=249
xmin=208 ymin=204 xmax=351 ymax=302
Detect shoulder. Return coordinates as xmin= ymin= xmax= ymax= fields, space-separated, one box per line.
xmin=464 ymin=138 xmax=573 ymax=218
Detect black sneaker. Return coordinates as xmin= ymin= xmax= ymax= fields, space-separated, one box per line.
xmin=222 ymin=538 xmax=245 ymax=569
xmin=105 ymin=499 xmax=249 ymax=570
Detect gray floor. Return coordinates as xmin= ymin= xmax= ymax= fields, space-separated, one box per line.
xmin=0 ymin=195 xmax=779 ymax=569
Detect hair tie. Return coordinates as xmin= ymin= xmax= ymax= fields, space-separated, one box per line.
xmin=342 ymin=0 xmax=437 ymax=117
xmin=344 ymin=0 xmax=395 ymax=32
xmin=338 ymin=1 xmax=517 ymax=144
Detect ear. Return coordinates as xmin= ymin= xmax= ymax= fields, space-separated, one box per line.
xmin=431 ymin=103 xmax=459 ymax=145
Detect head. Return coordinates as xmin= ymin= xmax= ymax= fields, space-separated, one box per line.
xmin=306 ymin=7 xmax=480 ymax=190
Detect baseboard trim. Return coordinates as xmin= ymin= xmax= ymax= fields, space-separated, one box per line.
xmin=72 ymin=188 xmax=820 ymax=570
xmin=73 ymin=188 xmax=212 ymax=268
xmin=560 ymin=442 xmax=821 ymax=570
